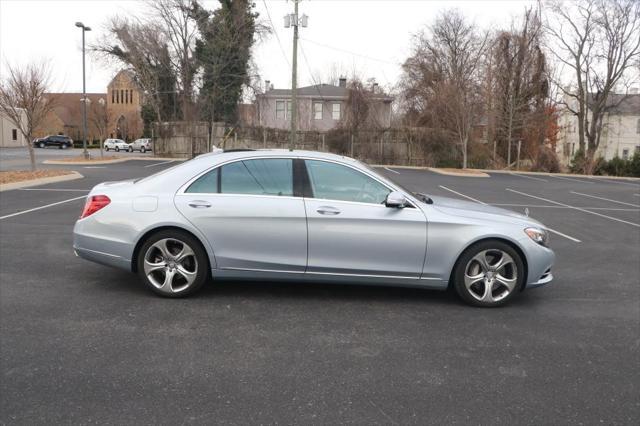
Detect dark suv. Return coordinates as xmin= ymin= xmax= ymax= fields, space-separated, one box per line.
xmin=33 ymin=135 xmax=73 ymax=149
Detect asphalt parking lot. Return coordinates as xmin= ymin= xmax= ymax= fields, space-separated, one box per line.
xmin=1 ymin=156 xmax=639 ymax=425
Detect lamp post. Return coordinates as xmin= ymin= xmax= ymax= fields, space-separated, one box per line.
xmin=76 ymin=21 xmax=91 ymax=159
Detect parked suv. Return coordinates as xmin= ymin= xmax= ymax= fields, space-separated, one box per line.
xmin=33 ymin=135 xmax=73 ymax=149
xmin=129 ymin=138 xmax=153 ymax=153
xmin=103 ymin=139 xmax=131 ymax=152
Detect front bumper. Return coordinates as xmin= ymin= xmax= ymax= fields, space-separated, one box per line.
xmin=519 ymin=236 xmax=555 ymax=289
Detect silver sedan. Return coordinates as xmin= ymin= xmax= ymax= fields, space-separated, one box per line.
xmin=73 ymin=150 xmax=555 ymax=307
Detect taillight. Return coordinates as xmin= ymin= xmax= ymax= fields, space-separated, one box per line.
xmin=80 ymin=195 xmax=111 ymax=219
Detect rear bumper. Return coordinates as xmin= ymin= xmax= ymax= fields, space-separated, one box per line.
xmin=73 ymin=220 xmax=134 ymax=272
xmin=74 ymin=246 xmax=131 ymax=270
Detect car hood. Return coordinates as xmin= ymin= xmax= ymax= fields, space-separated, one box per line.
xmin=424 ymin=194 xmax=544 ymax=227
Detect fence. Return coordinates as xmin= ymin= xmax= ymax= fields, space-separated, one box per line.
xmin=150 ymin=122 xmax=472 ymax=167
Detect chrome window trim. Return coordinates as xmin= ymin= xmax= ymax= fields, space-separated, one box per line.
xmin=176 ymin=154 xmax=419 ymax=208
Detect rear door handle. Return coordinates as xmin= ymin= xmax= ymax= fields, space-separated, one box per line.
xmin=188 ymin=200 xmax=211 ymax=208
xmin=316 ymin=206 xmax=340 ymax=215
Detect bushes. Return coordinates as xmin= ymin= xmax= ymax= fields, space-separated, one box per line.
xmin=570 ymin=149 xmax=640 ymax=177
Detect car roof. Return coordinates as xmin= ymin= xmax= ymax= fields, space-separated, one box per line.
xmin=194 ymin=149 xmax=355 ymax=164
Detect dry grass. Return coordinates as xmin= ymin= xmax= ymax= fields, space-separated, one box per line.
xmin=54 ymin=155 xmax=121 ymax=163
xmin=0 ymin=169 xmax=74 ymax=185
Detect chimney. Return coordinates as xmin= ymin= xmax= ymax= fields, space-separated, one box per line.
xmin=339 ymin=77 xmax=347 ymax=88
xmin=265 ymin=80 xmax=271 ymax=92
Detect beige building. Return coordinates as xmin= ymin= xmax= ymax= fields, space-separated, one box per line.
xmin=557 ymin=92 xmax=640 ymax=165
xmin=107 ymin=70 xmax=143 ymax=141
xmin=0 ymin=108 xmax=27 ymax=147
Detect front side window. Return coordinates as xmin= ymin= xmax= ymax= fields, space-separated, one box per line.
xmin=313 ymin=102 xmax=323 ymax=120
xmin=332 ymin=103 xmax=341 ymax=120
xmin=305 ymin=160 xmax=390 ymax=204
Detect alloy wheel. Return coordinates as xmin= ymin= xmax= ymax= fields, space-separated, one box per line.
xmin=463 ymin=249 xmax=518 ymax=303
xmin=143 ymin=238 xmax=198 ymax=294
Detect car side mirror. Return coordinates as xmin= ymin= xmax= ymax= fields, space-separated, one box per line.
xmin=385 ymin=191 xmax=407 ymax=208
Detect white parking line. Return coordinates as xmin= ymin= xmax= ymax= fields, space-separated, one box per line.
xmin=19 ymin=188 xmax=89 ymax=192
xmin=596 ymin=179 xmax=640 ymax=188
xmin=384 ymin=167 xmax=401 ymax=175
xmin=83 ymin=166 xmax=106 ymax=169
xmin=570 ymin=191 xmax=640 ymax=207
xmin=491 ymin=203 xmax=639 ymax=211
xmin=510 ymin=172 xmax=548 ymax=182
xmin=546 ymin=228 xmax=582 ymax=243
xmin=438 ymin=185 xmax=487 ymax=205
xmin=549 ymin=175 xmax=594 ymax=184
xmin=0 ymin=195 xmax=86 ymax=220
xmin=506 ymin=188 xmax=640 ymax=228
xmin=144 ymin=160 xmax=174 ymax=168
xmin=635 ymin=194 xmax=640 ymax=197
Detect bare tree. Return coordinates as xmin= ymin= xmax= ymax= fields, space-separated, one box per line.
xmin=0 ymin=62 xmax=57 ymax=171
xmin=401 ymin=10 xmax=488 ymax=168
xmin=545 ymin=0 xmax=640 ymax=173
xmin=89 ymin=98 xmax=111 ymax=158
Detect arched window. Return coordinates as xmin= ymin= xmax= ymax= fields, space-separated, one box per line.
xmin=130 ymin=90 xmax=134 ymax=104
xmin=125 ymin=90 xmax=128 ymax=104
xmin=111 ymin=90 xmax=115 ymax=104
xmin=120 ymin=90 xmax=124 ymax=104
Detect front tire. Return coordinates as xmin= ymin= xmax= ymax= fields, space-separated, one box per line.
xmin=137 ymin=230 xmax=209 ymax=298
xmin=115 ymin=146 xmax=120 ymax=152
xmin=140 ymin=146 xmax=146 ymax=153
xmin=453 ymin=240 xmax=525 ymax=307
xmin=39 ymin=142 xmax=45 ymax=148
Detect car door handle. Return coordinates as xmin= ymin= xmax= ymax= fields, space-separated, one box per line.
xmin=188 ymin=200 xmax=211 ymax=208
xmin=316 ymin=206 xmax=340 ymax=215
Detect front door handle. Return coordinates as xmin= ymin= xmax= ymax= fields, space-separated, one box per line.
xmin=188 ymin=200 xmax=211 ymax=208
xmin=316 ymin=206 xmax=340 ymax=215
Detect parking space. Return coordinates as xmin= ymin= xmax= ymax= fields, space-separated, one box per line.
xmin=1 ymin=161 xmax=639 ymax=424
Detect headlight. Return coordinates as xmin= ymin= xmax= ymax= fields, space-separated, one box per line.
xmin=525 ymin=227 xmax=549 ymax=247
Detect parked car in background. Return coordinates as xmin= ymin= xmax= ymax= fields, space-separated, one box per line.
xmin=103 ymin=139 xmax=131 ymax=152
xmin=33 ymin=135 xmax=73 ymax=149
xmin=129 ymin=138 xmax=153 ymax=153
xmin=73 ymin=149 xmax=555 ymax=307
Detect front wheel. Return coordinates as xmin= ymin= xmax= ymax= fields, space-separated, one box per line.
xmin=39 ymin=142 xmax=45 ymax=148
xmin=137 ymin=230 xmax=209 ymax=297
xmin=115 ymin=146 xmax=120 ymax=152
xmin=453 ymin=240 xmax=525 ymax=307
xmin=140 ymin=146 xmax=146 ymax=153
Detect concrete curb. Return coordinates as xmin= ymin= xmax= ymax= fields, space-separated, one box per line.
xmin=427 ymin=167 xmax=490 ymax=178
xmin=0 ymin=171 xmax=84 ymax=192
xmin=43 ymin=156 xmax=185 ymax=165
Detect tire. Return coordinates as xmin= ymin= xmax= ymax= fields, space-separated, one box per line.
xmin=62 ymin=143 xmax=69 ymax=149
xmin=452 ymin=240 xmax=525 ymax=307
xmin=39 ymin=142 xmax=45 ymax=148
xmin=105 ymin=147 xmax=109 ymax=152
xmin=141 ymin=146 xmax=146 ymax=153
xmin=137 ymin=229 xmax=209 ymax=298
xmin=128 ymin=147 xmax=133 ymax=153
xmin=115 ymin=146 xmax=120 ymax=152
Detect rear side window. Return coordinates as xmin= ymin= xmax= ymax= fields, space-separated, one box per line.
xmin=186 ymin=168 xmax=219 ymax=193
xmin=221 ymin=159 xmax=293 ymax=196
xmin=185 ymin=158 xmax=293 ymax=196
xmin=304 ymin=160 xmax=390 ymax=204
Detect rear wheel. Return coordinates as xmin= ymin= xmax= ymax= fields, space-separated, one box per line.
xmin=453 ymin=240 xmax=524 ymax=307
xmin=137 ymin=230 xmax=209 ymax=297
xmin=115 ymin=146 xmax=120 ymax=152
xmin=141 ymin=146 xmax=146 ymax=153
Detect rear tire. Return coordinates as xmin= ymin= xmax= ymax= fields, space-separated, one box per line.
xmin=137 ymin=230 xmax=209 ymax=298
xmin=115 ymin=146 xmax=120 ymax=152
xmin=453 ymin=240 xmax=525 ymax=307
xmin=141 ymin=146 xmax=146 ymax=153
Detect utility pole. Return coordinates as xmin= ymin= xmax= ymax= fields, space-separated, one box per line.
xmin=285 ymin=1 xmax=307 ymax=151
xmin=76 ymin=22 xmax=91 ymax=159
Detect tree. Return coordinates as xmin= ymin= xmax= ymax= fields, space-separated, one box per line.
xmin=0 ymin=62 xmax=57 ymax=171
xmin=193 ymin=0 xmax=259 ymax=125
xmin=89 ymin=98 xmax=111 ymax=158
xmin=401 ymin=10 xmax=488 ymax=168
xmin=486 ymin=7 xmax=550 ymax=167
xmin=545 ymin=0 xmax=640 ymax=174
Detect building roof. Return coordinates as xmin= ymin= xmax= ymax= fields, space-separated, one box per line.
xmin=45 ymin=93 xmax=107 ymax=127
xmin=260 ymin=83 xmax=393 ymax=101
xmin=589 ymin=93 xmax=640 ymax=115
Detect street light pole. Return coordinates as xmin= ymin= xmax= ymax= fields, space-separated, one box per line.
xmin=284 ymin=1 xmax=308 ymax=152
xmin=76 ymin=22 xmax=91 ymax=159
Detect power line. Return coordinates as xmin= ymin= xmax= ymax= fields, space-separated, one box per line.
xmin=262 ymin=0 xmax=290 ymax=68
xmin=299 ymin=37 xmax=399 ymax=66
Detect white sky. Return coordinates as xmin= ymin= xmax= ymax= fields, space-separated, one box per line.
xmin=0 ymin=0 xmax=537 ymax=94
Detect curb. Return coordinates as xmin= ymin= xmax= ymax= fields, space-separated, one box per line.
xmin=427 ymin=167 xmax=489 ymax=178
xmin=0 ymin=171 xmax=84 ymax=192
xmin=43 ymin=156 xmax=185 ymax=165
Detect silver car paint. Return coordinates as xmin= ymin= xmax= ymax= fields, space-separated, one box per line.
xmin=73 ymin=150 xmax=555 ymax=290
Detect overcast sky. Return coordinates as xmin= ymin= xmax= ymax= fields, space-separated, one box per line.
xmin=0 ymin=0 xmax=537 ymax=94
